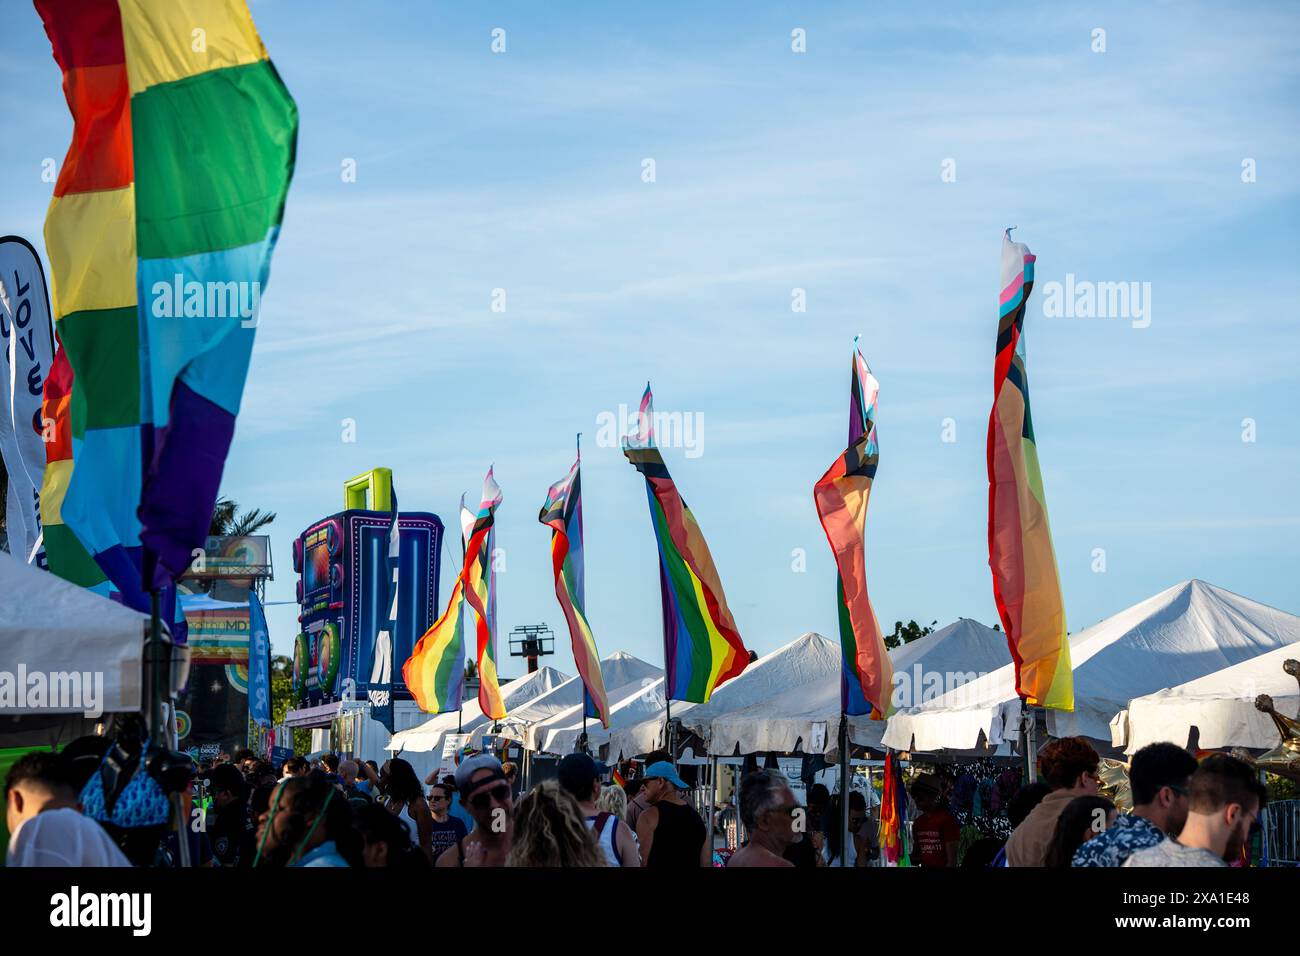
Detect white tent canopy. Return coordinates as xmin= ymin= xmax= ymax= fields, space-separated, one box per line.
xmin=0 ymin=551 xmax=149 ymax=715
xmin=883 ymin=580 xmax=1300 ymax=752
xmin=534 ymin=672 xmax=670 ymax=757
xmin=497 ymin=651 xmax=660 ymax=743
xmin=1111 ymin=642 xmax=1300 ymax=755
xmin=386 ymin=666 xmax=568 ymax=754
xmin=607 ymin=619 xmax=1009 ymax=759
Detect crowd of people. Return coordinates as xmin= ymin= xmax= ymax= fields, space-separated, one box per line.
xmin=2 ymin=730 xmax=1270 ymax=868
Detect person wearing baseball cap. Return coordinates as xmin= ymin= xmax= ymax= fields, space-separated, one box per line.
xmin=635 ymin=761 xmax=709 ymax=867
xmin=556 ymin=753 xmax=640 ymax=867
xmin=436 ymin=754 xmax=514 ymax=868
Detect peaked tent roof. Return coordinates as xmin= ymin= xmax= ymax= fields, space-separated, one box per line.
xmin=497 ymin=652 xmax=661 ymax=742
xmin=386 ymin=665 xmax=569 ymax=753
xmin=883 ymin=580 xmax=1300 ymax=752
xmin=0 ymin=551 xmax=149 ymax=714
xmin=1112 ymin=640 xmax=1300 ymax=754
xmin=532 ymin=673 xmax=671 ymax=757
xmin=607 ymin=619 xmax=1009 ymax=758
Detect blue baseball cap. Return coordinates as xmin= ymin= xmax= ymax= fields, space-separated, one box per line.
xmin=642 ymin=761 xmax=687 ymax=790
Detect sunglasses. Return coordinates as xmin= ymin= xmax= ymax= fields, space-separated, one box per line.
xmin=469 ymin=784 xmax=511 ymax=811
xmin=428 ymin=794 xmax=448 ymax=802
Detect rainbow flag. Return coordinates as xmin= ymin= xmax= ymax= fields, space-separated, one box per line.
xmin=878 ymin=749 xmax=910 ymax=866
xmin=987 ymin=232 xmax=1072 ymax=711
xmin=403 ymin=575 xmax=466 ymax=714
xmin=403 ymin=469 xmax=505 ymax=718
xmin=462 ymin=469 xmax=506 ymax=720
xmin=539 ymin=437 xmax=610 ymax=728
xmin=39 ymin=339 xmax=106 ymax=590
xmin=814 ymin=340 xmax=893 ymax=718
xmin=37 ymin=0 xmax=297 ymax=604
xmin=623 ymin=385 xmax=749 ymax=703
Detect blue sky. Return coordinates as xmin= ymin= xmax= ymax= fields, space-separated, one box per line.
xmin=3 ymin=1 xmax=1298 ymax=678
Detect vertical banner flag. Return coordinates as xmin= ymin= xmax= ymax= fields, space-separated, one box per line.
xmin=0 ymin=236 xmax=56 ymax=565
xmin=987 ymin=232 xmax=1072 ymax=711
xmin=40 ymin=340 xmax=107 ymax=589
xmin=813 ymin=340 xmax=894 ymax=718
xmin=623 ymin=384 xmax=749 ymax=703
xmin=367 ymin=486 xmax=399 ymax=733
xmin=463 ymin=469 xmax=506 ymax=720
xmin=403 ymin=471 xmax=503 ymax=716
xmin=36 ymin=0 xmax=298 ymax=605
xmin=247 ymin=588 xmax=271 ymax=728
xmin=539 ymin=436 xmax=610 ymax=728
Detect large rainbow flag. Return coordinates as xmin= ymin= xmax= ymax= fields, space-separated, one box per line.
xmin=539 ymin=437 xmax=610 ymax=727
xmin=404 ymin=469 xmax=506 ymax=719
xmin=36 ymin=0 xmax=297 ymax=605
xmin=987 ymin=232 xmax=1072 ymax=711
xmin=814 ymin=341 xmax=893 ymax=718
xmin=623 ymin=385 xmax=748 ymax=703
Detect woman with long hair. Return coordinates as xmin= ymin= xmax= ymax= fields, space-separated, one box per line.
xmin=506 ymin=780 xmax=607 ymax=868
xmin=1045 ymin=795 xmax=1116 ymax=867
xmin=381 ymin=757 xmax=434 ymax=863
xmin=253 ymin=771 xmax=361 ymax=867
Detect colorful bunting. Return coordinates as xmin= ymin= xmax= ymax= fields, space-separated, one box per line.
xmin=987 ymin=232 xmax=1072 ymax=711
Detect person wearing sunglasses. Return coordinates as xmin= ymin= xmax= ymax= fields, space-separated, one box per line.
xmin=635 ymin=761 xmax=709 ymax=867
xmin=1072 ymin=741 xmax=1199 ymax=867
xmin=426 ymin=782 xmax=468 ymax=863
xmin=436 ymin=754 xmax=514 ymax=868
xmin=726 ymin=770 xmax=800 ymax=867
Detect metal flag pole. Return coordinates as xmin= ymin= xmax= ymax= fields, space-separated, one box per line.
xmin=838 ymin=714 xmax=850 ymax=867
xmin=1021 ymin=700 xmax=1038 ymax=784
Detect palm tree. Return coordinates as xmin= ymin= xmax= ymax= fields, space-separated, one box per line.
xmin=209 ymin=495 xmax=276 ymax=537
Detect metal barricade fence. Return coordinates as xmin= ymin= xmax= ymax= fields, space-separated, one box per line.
xmin=1263 ymin=799 xmax=1298 ymax=866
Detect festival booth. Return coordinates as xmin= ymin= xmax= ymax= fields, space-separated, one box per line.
xmin=1111 ymin=640 xmax=1300 ymax=755
xmin=498 ymin=651 xmax=660 ymax=745
xmin=385 ymin=666 xmax=568 ymax=781
xmin=604 ymin=620 xmax=1011 ymax=761
xmin=883 ymin=580 xmax=1300 ymax=753
xmin=0 ymin=550 xmax=167 ymax=853
xmin=528 ymin=670 xmax=671 ymax=757
xmin=0 ymin=550 xmax=156 ymax=745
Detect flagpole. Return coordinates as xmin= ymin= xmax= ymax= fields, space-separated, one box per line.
xmin=838 ymin=713 xmax=849 ymax=867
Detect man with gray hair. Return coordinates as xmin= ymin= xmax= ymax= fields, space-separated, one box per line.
xmin=726 ymin=770 xmax=800 ymax=867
